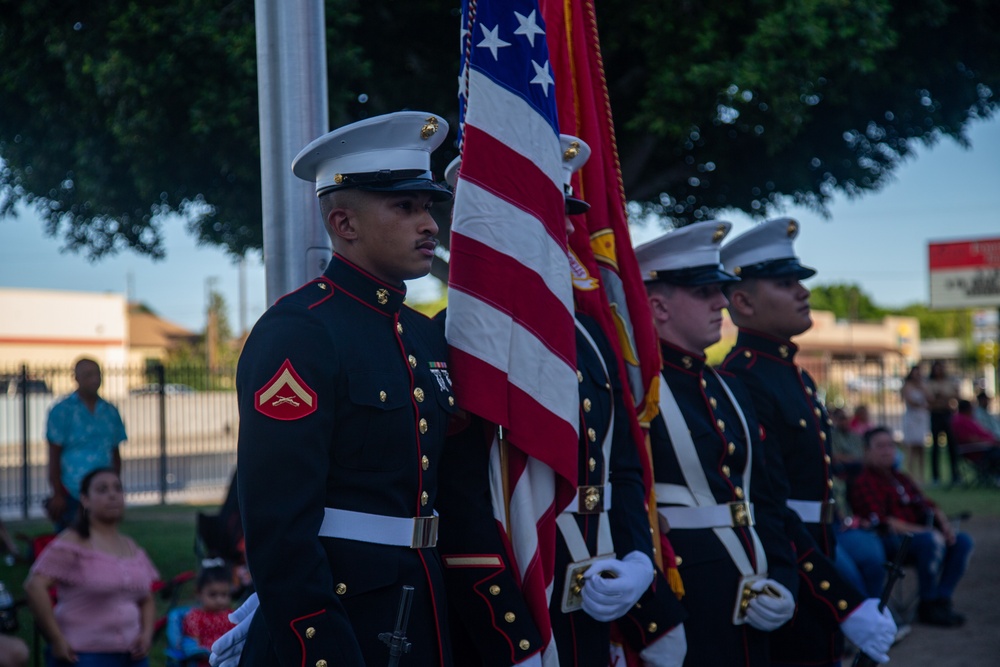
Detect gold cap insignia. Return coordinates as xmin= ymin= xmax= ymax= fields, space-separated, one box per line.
xmin=648 ymin=270 xmax=658 ymax=280
xmin=733 ymin=266 xmax=742 ymax=276
xmin=333 ymin=174 xmax=345 ymax=184
xmin=376 ymin=288 xmax=389 ymax=305
xmin=712 ymin=224 xmax=727 ymax=243
xmin=563 ymin=141 xmax=581 ymax=161
xmin=786 ymin=220 xmax=798 ymax=237
xmin=421 ymin=116 xmax=440 ymax=140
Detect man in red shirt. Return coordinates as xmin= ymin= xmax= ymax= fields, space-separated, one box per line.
xmin=849 ymin=427 xmax=973 ymax=627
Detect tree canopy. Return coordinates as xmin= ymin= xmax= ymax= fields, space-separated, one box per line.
xmin=1 ymin=0 xmax=997 ymax=260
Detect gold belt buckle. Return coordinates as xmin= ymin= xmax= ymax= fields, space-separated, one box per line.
xmin=561 ymin=553 xmax=616 ymax=613
xmin=820 ymin=499 xmax=836 ymax=524
xmin=410 ymin=515 xmax=439 ymax=549
xmin=577 ymin=485 xmax=604 ymax=515
xmin=729 ymin=501 xmax=753 ymax=527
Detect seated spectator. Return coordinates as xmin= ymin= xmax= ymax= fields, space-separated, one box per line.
xmin=849 ymin=427 xmax=973 ymax=627
xmin=850 ymin=404 xmax=873 ymax=436
xmin=179 ymin=560 xmax=235 ymax=666
xmin=831 ymin=407 xmax=865 ymax=480
xmin=974 ymin=392 xmax=1000 ymax=439
xmin=23 ymin=468 xmax=159 ymax=666
xmin=951 ymin=399 xmax=999 ymax=446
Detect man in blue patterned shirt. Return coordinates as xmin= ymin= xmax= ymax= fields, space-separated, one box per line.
xmin=45 ymin=357 xmax=126 ymax=529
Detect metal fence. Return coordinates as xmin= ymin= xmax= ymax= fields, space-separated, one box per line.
xmin=0 ymin=363 xmax=238 ymax=519
xmin=803 ymin=356 xmax=982 ymax=436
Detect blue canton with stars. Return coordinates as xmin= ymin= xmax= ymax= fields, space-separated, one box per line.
xmin=459 ymin=0 xmax=560 ymax=142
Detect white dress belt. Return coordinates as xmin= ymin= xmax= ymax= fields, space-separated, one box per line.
xmin=658 ymin=502 xmax=756 ymax=530
xmin=318 ymin=507 xmax=439 ymax=548
xmin=786 ymin=499 xmax=835 ymax=524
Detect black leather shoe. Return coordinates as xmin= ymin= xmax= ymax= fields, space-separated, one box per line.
xmin=918 ymin=599 xmax=964 ymax=627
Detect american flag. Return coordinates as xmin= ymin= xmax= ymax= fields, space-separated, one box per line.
xmin=445 ymin=0 xmax=579 ymax=663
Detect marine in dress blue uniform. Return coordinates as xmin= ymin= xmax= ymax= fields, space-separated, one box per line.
xmin=719 ymin=218 xmax=895 ymax=667
xmin=234 ymin=112 xmax=457 ymax=667
xmin=634 ymin=221 xmax=798 ymax=667
xmin=435 ymin=137 xmax=686 ymax=667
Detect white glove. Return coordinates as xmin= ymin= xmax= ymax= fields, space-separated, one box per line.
xmin=581 ymin=551 xmax=654 ymax=622
xmin=210 ymin=593 xmax=259 ymax=667
xmin=638 ymin=623 xmax=686 ymax=667
xmin=840 ymin=598 xmax=896 ymax=664
xmin=744 ymin=579 xmax=795 ymax=631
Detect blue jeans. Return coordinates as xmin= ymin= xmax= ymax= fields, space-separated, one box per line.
xmin=835 ymin=527 xmax=887 ymax=598
xmin=47 ymin=649 xmax=148 ymax=667
xmin=883 ymin=530 xmax=974 ymax=601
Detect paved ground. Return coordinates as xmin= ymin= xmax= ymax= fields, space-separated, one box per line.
xmin=877 ymin=514 xmax=999 ymax=666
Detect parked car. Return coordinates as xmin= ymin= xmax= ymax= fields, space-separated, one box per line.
xmin=0 ymin=375 xmax=52 ymax=396
xmin=846 ymin=375 xmax=903 ymax=393
xmin=130 ymin=383 xmax=197 ymax=395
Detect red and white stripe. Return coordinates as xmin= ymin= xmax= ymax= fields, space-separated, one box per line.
xmin=446 ymin=66 xmax=579 ymax=666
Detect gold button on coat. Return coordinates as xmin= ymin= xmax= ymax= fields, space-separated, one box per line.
xmin=814 ymin=407 xmax=822 ymax=417
xmin=647 ymin=622 xmax=658 ymax=633
xmin=583 ymin=398 xmax=592 ymax=412
xmin=820 ymin=580 xmax=830 ymax=590
xmin=743 ymin=350 xmax=751 ymax=358
xmin=489 ymin=585 xmax=500 ymax=596
xmin=396 ymin=323 xmax=403 ymax=335
xmin=722 ymin=465 xmax=730 ymax=477
xmin=799 ymin=419 xmax=807 ymax=427
xmin=803 ymin=562 xmax=813 ymax=572
xmin=838 ymin=600 xmax=848 ymax=610
xmin=379 ymin=391 xmax=387 ymax=402
xmin=709 ymin=397 xmax=717 ymax=409
xmin=820 ymin=432 xmax=827 ymax=441
xmin=316 ymin=661 xmax=327 ymax=667
xmin=824 ymin=455 xmax=832 ymax=464
xmin=505 ymin=612 xmax=516 ymax=623
xmin=336 ymin=583 xmax=347 ymax=595
xmin=728 ymin=442 xmax=736 ymax=455
xmin=421 ymin=491 xmax=429 ymax=506
xmin=734 ymin=487 xmax=744 ymax=499
xmin=674 ymin=556 xmax=682 ymax=566
xmin=576 ymin=370 xmax=584 ymax=382
xmin=421 ymin=455 xmax=429 ymax=471
xmin=519 ymin=639 xmax=530 ymax=651
xmin=588 ymin=457 xmax=597 ymax=472
xmin=305 ymin=627 xmax=316 ymax=639
xmin=419 ymin=418 xmax=428 ymax=434
xmin=587 ymin=428 xmax=597 ymax=442
xmin=448 ymin=396 xmax=455 ymax=406
xmin=408 ymin=355 xmax=417 ymax=368
xmin=414 ymin=387 xmax=425 ymax=402
xmin=716 ymin=419 xmax=725 ymax=432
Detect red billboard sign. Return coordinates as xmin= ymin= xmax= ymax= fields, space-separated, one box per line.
xmin=928 ymin=237 xmax=1000 ymax=309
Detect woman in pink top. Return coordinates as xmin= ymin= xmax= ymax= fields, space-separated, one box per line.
xmin=24 ymin=468 xmax=159 ymax=667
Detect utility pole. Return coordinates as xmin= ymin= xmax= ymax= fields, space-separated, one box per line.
xmin=256 ymin=0 xmax=330 ymax=304
xmin=206 ymin=276 xmax=219 ymax=371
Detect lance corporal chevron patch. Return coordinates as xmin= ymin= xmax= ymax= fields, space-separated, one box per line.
xmin=254 ymin=359 xmax=318 ymax=420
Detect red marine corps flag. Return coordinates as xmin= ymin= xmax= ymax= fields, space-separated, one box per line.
xmin=538 ymin=0 xmax=674 ymax=572
xmin=446 ymin=0 xmax=578 ymax=663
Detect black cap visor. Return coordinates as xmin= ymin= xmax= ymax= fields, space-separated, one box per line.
xmin=737 ymin=257 xmax=816 ymax=280
xmin=565 ymin=197 xmax=590 ymax=215
xmin=648 ymin=264 xmax=740 ymax=286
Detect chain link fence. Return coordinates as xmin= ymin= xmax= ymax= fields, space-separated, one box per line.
xmin=1 ymin=363 xmax=238 ymax=519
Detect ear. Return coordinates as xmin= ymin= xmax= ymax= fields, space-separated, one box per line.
xmin=328 ymin=206 xmax=358 ymax=244
xmin=727 ymin=287 xmax=753 ymax=319
xmin=647 ymin=292 xmax=671 ymax=325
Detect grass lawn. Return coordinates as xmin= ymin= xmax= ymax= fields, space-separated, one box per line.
xmin=3 ymin=503 xmax=216 ymax=667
